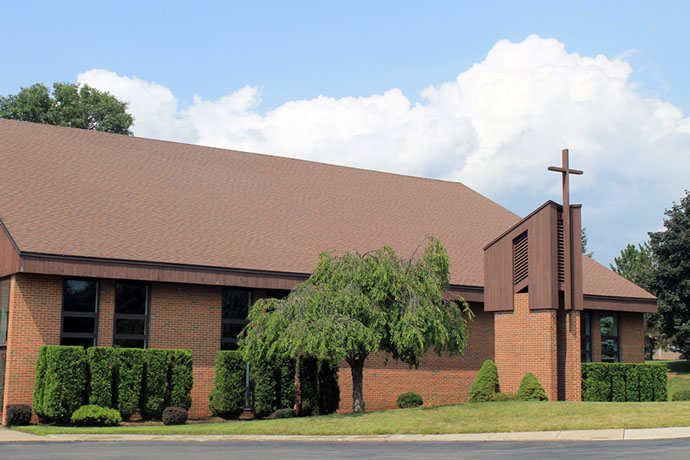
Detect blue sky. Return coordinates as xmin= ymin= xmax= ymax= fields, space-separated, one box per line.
xmin=2 ymin=1 xmax=689 ymax=264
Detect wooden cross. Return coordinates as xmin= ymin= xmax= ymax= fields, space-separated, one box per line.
xmin=548 ymin=149 xmax=582 ymax=310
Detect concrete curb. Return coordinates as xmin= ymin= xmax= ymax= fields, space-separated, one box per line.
xmin=3 ymin=426 xmax=690 ymax=443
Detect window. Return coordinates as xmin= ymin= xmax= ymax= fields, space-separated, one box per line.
xmin=61 ymin=279 xmax=99 ymax=348
xmin=114 ymin=282 xmax=149 ymax=348
xmin=581 ymin=311 xmax=592 ymax=362
xmin=601 ymin=313 xmax=620 ymax=363
xmin=0 ymin=278 xmax=9 ymax=346
xmin=221 ymin=288 xmax=251 ymax=350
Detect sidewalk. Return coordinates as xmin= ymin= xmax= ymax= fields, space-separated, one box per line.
xmin=3 ymin=426 xmax=690 ymax=443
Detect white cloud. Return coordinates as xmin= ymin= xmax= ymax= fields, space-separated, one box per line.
xmin=77 ymin=34 xmax=690 ymax=263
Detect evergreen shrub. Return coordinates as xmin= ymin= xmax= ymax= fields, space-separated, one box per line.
xmin=396 ymin=392 xmax=424 ymax=408
xmin=42 ymin=345 xmax=87 ymax=422
xmin=274 ymin=408 xmax=297 ymax=419
xmin=32 ymin=346 xmax=48 ymax=420
xmin=581 ymin=363 xmax=667 ymax=402
xmin=87 ymin=347 xmax=115 ymax=408
xmin=141 ymin=349 xmax=169 ymax=419
xmin=318 ymin=358 xmax=340 ymax=415
xmin=276 ymin=355 xmax=297 ymax=410
xmin=517 ymin=373 xmax=548 ymax=401
xmin=4 ymin=404 xmax=32 ymax=427
xmin=71 ymin=405 xmax=122 ymax=427
xmin=162 ymin=406 xmax=188 ymax=425
xmin=298 ymin=356 xmax=319 ymax=416
xmin=209 ymin=351 xmax=246 ymax=418
xmin=252 ymin=357 xmax=277 ymax=418
xmin=115 ymin=348 xmax=144 ymax=420
xmin=469 ymin=359 xmax=498 ymax=402
xmin=167 ymin=349 xmax=193 ymax=410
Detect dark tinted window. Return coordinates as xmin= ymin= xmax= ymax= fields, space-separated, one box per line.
xmin=0 ymin=278 xmax=9 ymax=346
xmin=115 ymin=283 xmax=148 ymax=315
xmin=113 ymin=282 xmax=149 ymax=349
xmin=61 ymin=279 xmax=99 ymax=348
xmin=221 ymin=288 xmax=251 ymax=349
xmin=601 ymin=313 xmax=620 ymax=363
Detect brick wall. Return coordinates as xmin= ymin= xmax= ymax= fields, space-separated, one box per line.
xmin=338 ymin=308 xmax=494 ymax=412
xmin=590 ymin=311 xmax=602 ymax=362
xmin=494 ymin=293 xmax=558 ymax=401
xmin=620 ymin=312 xmax=645 ymax=363
xmin=148 ymin=282 xmax=221 ymax=418
xmin=557 ymin=309 xmax=581 ymax=400
xmin=2 ymin=274 xmax=62 ymax=425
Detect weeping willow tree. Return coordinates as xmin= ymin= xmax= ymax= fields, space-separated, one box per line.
xmin=240 ymin=236 xmax=472 ymax=412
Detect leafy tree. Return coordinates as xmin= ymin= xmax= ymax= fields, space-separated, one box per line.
xmin=649 ymin=191 xmax=690 ymax=356
xmin=0 ymin=82 xmax=133 ymax=134
xmin=610 ymin=242 xmax=666 ymax=359
xmin=582 ymin=227 xmax=594 ymax=258
xmin=239 ymin=236 xmax=471 ymax=412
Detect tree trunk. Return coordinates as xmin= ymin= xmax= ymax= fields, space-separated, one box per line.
xmin=347 ymin=353 xmax=367 ymax=413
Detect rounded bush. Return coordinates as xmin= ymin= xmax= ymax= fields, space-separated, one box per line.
xmin=470 ymin=360 xmax=499 ymax=402
xmin=162 ymin=406 xmax=188 ymax=426
xmin=5 ymin=404 xmax=32 ymax=427
xmin=71 ymin=405 xmax=122 ymax=427
xmin=274 ymin=408 xmax=297 ymax=419
xmin=396 ymin=392 xmax=424 ymax=408
xmin=517 ymin=373 xmax=548 ymax=401
xmin=672 ymin=390 xmax=690 ymax=401
xmin=488 ymin=393 xmax=521 ymax=402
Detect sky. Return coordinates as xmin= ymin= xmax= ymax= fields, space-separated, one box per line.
xmin=2 ymin=1 xmax=689 ymax=265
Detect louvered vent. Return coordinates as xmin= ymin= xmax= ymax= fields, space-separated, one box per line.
xmin=513 ymin=232 xmax=529 ymax=285
xmin=557 ymin=219 xmax=565 ymax=283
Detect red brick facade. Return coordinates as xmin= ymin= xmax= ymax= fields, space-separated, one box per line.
xmin=1 ymin=274 xmax=648 ymax=424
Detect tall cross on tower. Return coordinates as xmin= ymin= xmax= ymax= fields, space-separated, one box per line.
xmin=548 ymin=149 xmax=582 ymax=310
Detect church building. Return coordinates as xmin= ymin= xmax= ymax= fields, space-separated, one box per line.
xmin=0 ymin=119 xmax=656 ymax=422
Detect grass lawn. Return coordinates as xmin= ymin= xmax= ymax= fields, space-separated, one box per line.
xmin=648 ymin=359 xmax=690 ymax=398
xmin=16 ymin=401 xmax=690 ymax=436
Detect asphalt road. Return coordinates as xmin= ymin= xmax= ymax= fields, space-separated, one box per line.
xmin=2 ymin=440 xmax=690 ymax=460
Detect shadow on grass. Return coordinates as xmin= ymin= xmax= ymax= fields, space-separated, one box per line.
xmin=666 ymin=360 xmax=690 ymax=374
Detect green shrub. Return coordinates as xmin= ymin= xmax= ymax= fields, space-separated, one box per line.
xmin=115 ymin=348 xmax=144 ymax=420
xmin=623 ymin=364 xmax=640 ymax=402
xmin=298 ymin=356 xmax=319 ymax=416
xmin=396 ymin=392 xmax=423 ymax=408
xmin=276 ymin=356 xmax=297 ymax=410
xmin=167 ymin=349 xmax=193 ymax=410
xmin=582 ymin=363 xmax=667 ymax=402
xmin=469 ymin=360 xmax=498 ymax=402
xmin=611 ymin=365 xmax=626 ymax=402
xmin=488 ymin=393 xmax=521 ymax=402
xmin=652 ymin=364 xmax=668 ymax=401
xmin=252 ymin=357 xmax=277 ymax=418
xmin=582 ymin=363 xmax=611 ymax=401
xmin=4 ymin=404 xmax=32 ymax=427
xmin=209 ymin=351 xmax=246 ymax=418
xmin=141 ymin=349 xmax=169 ymax=419
xmin=162 ymin=406 xmax=188 ymax=425
xmin=71 ymin=405 xmax=122 ymax=427
xmin=42 ymin=345 xmax=87 ymax=422
xmin=318 ymin=358 xmax=340 ymax=415
xmin=32 ymin=346 xmax=48 ymax=420
xmin=517 ymin=373 xmax=548 ymax=401
xmin=274 ymin=408 xmax=297 ymax=419
xmin=87 ymin=347 xmax=115 ymax=408
xmin=672 ymin=390 xmax=690 ymax=401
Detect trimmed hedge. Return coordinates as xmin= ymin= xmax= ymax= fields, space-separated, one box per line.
xmin=71 ymin=404 xmax=122 ymax=427
xmin=581 ymin=363 xmax=667 ymax=402
xmin=517 ymin=373 xmax=548 ymax=401
xmin=252 ymin=357 xmax=278 ymax=418
xmin=115 ymin=348 xmax=144 ymax=420
xmin=276 ymin=355 xmax=297 ymax=410
xmin=141 ymin=349 xmax=169 ymax=419
xmin=470 ymin=360 xmax=498 ymax=402
xmin=32 ymin=346 xmax=48 ymax=420
xmin=299 ymin=356 xmax=319 ymax=416
xmin=4 ymin=404 xmax=32 ymax=427
xmin=396 ymin=392 xmax=424 ymax=408
xmin=318 ymin=358 xmax=340 ymax=415
xmin=87 ymin=347 xmax=115 ymax=408
xmin=274 ymin=408 xmax=297 ymax=419
xmin=168 ymin=350 xmax=194 ymax=410
xmin=209 ymin=351 xmax=246 ymax=418
xmin=162 ymin=406 xmax=188 ymax=425
xmin=42 ymin=346 xmax=87 ymax=422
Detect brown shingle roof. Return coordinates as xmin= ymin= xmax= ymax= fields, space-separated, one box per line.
xmin=0 ymin=119 xmax=653 ymax=299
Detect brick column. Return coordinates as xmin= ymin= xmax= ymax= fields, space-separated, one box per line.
xmin=97 ymin=281 xmax=115 ymax=347
xmin=620 ymin=312 xmax=645 ymax=363
xmin=148 ymin=283 xmax=221 ymax=418
xmin=591 ymin=311 xmax=602 ymax=362
xmin=494 ymin=294 xmax=558 ymax=401
xmin=2 ymin=275 xmax=62 ymax=425
xmin=557 ymin=309 xmax=581 ymax=400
